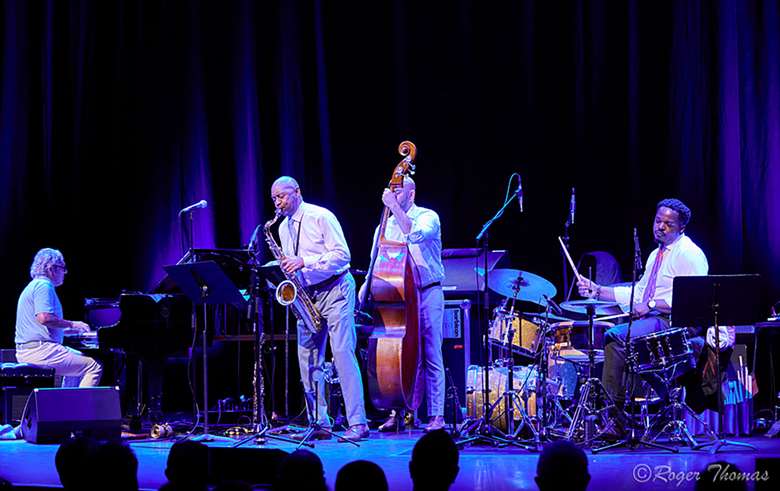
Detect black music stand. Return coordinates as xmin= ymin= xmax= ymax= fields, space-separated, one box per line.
xmin=164 ymin=261 xmax=247 ymax=442
xmin=672 ymin=274 xmax=761 ymax=453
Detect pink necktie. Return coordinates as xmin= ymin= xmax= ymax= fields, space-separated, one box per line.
xmin=642 ymin=247 xmax=666 ymax=302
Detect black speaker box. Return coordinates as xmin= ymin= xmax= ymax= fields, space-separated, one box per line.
xmin=22 ymin=387 xmax=121 ymax=443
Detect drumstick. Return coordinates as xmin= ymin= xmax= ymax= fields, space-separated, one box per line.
xmin=594 ymin=313 xmax=630 ymax=323
xmin=558 ymin=236 xmax=582 ymax=282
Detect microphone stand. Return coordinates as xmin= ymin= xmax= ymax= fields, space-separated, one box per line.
xmin=595 ymin=230 xmax=675 ymax=453
xmin=457 ymin=173 xmax=527 ymax=448
xmin=562 ymin=217 xmax=573 ymax=302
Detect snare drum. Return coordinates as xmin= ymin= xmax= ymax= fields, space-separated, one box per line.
xmin=629 ymin=327 xmax=692 ymax=372
xmin=488 ymin=311 xmax=545 ymax=357
xmin=551 ymin=320 xmax=612 ymax=362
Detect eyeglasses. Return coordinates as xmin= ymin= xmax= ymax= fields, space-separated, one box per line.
xmin=54 ymin=265 xmax=68 ymax=273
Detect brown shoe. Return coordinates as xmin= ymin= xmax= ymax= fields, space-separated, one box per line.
xmin=378 ymin=410 xmax=405 ymax=432
xmin=339 ymin=424 xmax=370 ymax=442
xmin=291 ymin=427 xmax=333 ymax=441
xmin=423 ymin=415 xmax=445 ymax=433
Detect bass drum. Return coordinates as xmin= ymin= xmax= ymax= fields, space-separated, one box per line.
xmin=465 ymin=365 xmax=537 ymax=432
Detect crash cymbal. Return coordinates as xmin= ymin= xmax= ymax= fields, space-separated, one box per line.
xmin=487 ymin=269 xmax=557 ymax=305
xmin=560 ymin=299 xmax=623 ymax=317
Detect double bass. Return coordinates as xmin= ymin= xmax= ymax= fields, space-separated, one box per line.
xmin=361 ymin=141 xmax=423 ymax=412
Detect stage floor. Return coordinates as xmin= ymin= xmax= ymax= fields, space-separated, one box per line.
xmin=1 ymin=430 xmax=779 ymax=490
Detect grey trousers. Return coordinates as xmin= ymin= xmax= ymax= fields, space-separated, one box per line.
xmin=296 ymin=273 xmax=367 ymax=427
xmin=416 ymin=285 xmax=445 ymax=417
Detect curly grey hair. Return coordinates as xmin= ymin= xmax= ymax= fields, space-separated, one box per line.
xmin=30 ymin=248 xmax=65 ymax=279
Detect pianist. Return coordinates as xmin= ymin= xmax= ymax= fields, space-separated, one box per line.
xmin=14 ymin=248 xmax=102 ymax=387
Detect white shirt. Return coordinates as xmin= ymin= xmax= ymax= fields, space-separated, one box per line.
xmin=278 ymin=201 xmax=351 ymax=287
xmin=613 ymin=233 xmax=708 ymax=310
xmin=371 ymin=204 xmax=445 ymax=288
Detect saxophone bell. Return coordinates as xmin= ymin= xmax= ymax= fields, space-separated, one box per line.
xmin=275 ymin=280 xmax=297 ymax=306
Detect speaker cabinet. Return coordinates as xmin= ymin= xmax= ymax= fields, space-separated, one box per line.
xmin=441 ymin=299 xmax=471 ymax=423
xmin=22 ymin=387 xmax=121 ymax=443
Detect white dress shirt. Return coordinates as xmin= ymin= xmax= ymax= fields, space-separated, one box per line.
xmin=278 ymin=201 xmax=351 ymax=287
xmin=613 ymin=233 xmax=709 ymax=310
xmin=371 ymin=204 xmax=445 ymax=288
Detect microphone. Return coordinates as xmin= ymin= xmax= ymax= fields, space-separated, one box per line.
xmin=633 ymin=227 xmax=643 ymax=272
xmin=516 ymin=175 xmax=523 ymax=213
xmin=247 ymin=224 xmax=262 ymax=251
xmin=179 ymin=199 xmax=208 ymax=216
xmin=570 ymin=187 xmax=576 ymax=225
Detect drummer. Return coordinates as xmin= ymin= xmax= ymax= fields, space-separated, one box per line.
xmin=577 ymin=199 xmax=708 ymax=406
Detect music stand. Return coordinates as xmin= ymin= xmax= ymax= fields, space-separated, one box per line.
xmin=164 ymin=261 xmax=247 ymax=442
xmin=672 ymin=274 xmax=761 ymax=453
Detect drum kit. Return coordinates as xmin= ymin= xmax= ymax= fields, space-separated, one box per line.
xmin=464 ymin=267 xmax=702 ymax=447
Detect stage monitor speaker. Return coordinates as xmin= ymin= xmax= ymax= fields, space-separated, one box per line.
xmin=441 ymin=299 xmax=471 ymax=423
xmin=22 ymin=387 xmax=121 ymax=444
xmin=208 ymin=447 xmax=289 ymax=486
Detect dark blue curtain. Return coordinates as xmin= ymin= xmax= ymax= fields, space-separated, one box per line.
xmin=1 ymin=0 xmax=779 ymax=343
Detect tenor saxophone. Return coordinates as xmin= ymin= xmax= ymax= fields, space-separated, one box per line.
xmin=263 ymin=210 xmax=323 ymax=333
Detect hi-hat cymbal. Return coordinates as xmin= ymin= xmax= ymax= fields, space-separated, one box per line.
xmin=560 ymin=299 xmax=623 ymax=317
xmin=487 ymin=269 xmax=557 ymax=305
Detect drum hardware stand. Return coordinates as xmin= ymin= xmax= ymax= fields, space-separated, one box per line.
xmin=562 ymin=302 xmax=614 ymax=444
xmin=233 ymin=268 xmax=301 ymax=448
xmin=642 ymin=368 xmax=717 ymax=449
xmin=497 ymin=322 xmax=540 ymax=450
xmin=457 ymin=173 xmax=525 ymax=448
xmin=594 ymin=233 xmax=675 ymax=453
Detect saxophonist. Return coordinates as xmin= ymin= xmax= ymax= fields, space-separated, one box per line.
xmin=270 ymin=176 xmax=369 ymax=442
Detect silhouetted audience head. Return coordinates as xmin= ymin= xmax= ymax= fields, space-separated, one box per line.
xmin=335 ymin=460 xmax=388 ymax=491
xmin=56 ymin=436 xmax=99 ymax=490
xmin=535 ymin=440 xmax=589 ymax=491
xmin=93 ymin=440 xmax=139 ymax=491
xmin=695 ymin=461 xmax=747 ymax=491
xmin=275 ymin=449 xmax=327 ymax=491
xmin=409 ymin=429 xmax=459 ymax=491
xmin=161 ymin=440 xmax=209 ymax=491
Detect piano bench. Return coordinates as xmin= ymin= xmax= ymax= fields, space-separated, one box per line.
xmin=0 ymin=363 xmax=56 ymax=425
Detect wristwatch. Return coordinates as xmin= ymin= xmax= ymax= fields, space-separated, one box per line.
xmin=647 ymin=299 xmax=657 ymax=310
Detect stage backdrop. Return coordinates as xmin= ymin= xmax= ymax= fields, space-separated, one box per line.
xmin=1 ymin=0 xmax=779 ymax=344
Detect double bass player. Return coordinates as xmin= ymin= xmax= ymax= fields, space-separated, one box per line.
xmin=360 ymin=175 xmax=446 ymax=432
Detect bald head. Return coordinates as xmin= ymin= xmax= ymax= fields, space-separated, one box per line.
xmin=273 ymin=176 xmax=300 ymax=190
xmin=271 ymin=176 xmax=303 ymax=217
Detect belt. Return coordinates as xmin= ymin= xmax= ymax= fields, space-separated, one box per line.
xmin=421 ymin=281 xmax=442 ymax=291
xmin=307 ymin=271 xmax=348 ymax=294
xmin=16 ymin=340 xmax=56 ymax=350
